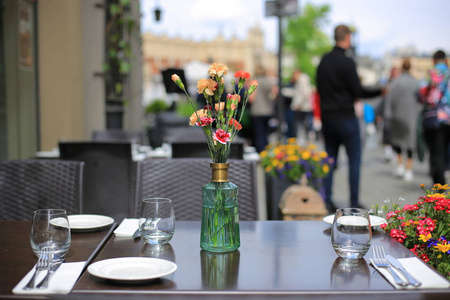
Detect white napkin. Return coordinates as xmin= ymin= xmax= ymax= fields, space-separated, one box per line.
xmin=370 ymin=257 xmax=450 ymax=289
xmin=113 ymin=218 xmax=139 ymax=238
xmin=13 ymin=261 xmax=86 ymax=295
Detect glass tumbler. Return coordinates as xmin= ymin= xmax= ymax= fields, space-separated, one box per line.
xmin=139 ymin=198 xmax=175 ymax=245
xmin=30 ymin=209 xmax=71 ymax=261
xmin=331 ymin=208 xmax=372 ymax=259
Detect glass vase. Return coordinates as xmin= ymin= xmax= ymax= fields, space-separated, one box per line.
xmin=200 ymin=163 xmax=240 ymax=253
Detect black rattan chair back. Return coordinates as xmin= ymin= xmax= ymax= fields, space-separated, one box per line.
xmin=0 ymin=159 xmax=84 ymax=220
xmin=134 ymin=158 xmax=258 ymax=220
xmin=59 ymin=141 xmax=135 ymax=222
xmin=92 ymin=129 xmax=147 ymax=145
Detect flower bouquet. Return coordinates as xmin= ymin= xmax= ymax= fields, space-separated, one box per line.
xmin=171 ymin=63 xmax=257 ymax=252
xmin=260 ymin=138 xmax=333 ymax=197
xmin=375 ymin=184 xmax=450 ymax=280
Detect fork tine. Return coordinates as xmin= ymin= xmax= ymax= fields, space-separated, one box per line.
xmin=380 ymin=245 xmax=386 ymax=259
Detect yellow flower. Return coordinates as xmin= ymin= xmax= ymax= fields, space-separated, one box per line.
xmin=272 ymin=160 xmax=279 ymax=167
xmin=432 ymin=183 xmax=450 ymax=190
xmin=320 ymin=151 xmax=328 ymax=158
xmin=419 ymin=233 xmax=432 ymax=242
xmin=312 ymin=154 xmax=320 ymax=161
xmin=288 ymin=155 xmax=300 ymax=162
xmin=287 ymin=138 xmax=296 ymax=144
xmin=265 ymin=166 xmax=273 ymax=172
xmin=434 ymin=243 xmax=450 ymax=253
xmin=260 ymin=150 xmax=268 ymax=158
xmin=301 ymin=151 xmax=311 ymax=160
xmin=307 ymin=143 xmax=317 ymax=150
xmin=323 ymin=164 xmax=329 ymax=173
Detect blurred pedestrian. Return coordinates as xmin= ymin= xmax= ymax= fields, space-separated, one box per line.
xmin=376 ymin=67 xmax=400 ymax=162
xmin=316 ymin=24 xmax=383 ymax=212
xmin=290 ymin=69 xmax=314 ymax=144
xmin=249 ymin=65 xmax=276 ymax=153
xmin=280 ymin=70 xmax=298 ymax=139
xmin=420 ymin=50 xmax=450 ymax=185
xmin=385 ymin=58 xmax=420 ymax=182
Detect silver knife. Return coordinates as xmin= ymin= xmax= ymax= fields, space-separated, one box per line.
xmin=386 ymin=255 xmax=422 ymax=287
xmin=132 ymin=228 xmax=141 ymax=239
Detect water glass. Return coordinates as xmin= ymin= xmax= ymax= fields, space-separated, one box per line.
xmin=30 ymin=209 xmax=71 ymax=261
xmin=331 ymin=208 xmax=372 ymax=259
xmin=139 ymin=198 xmax=175 ymax=245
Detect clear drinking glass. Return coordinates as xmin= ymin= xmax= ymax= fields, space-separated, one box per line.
xmin=30 ymin=209 xmax=71 ymax=261
xmin=331 ymin=208 xmax=372 ymax=259
xmin=139 ymin=198 xmax=175 ymax=245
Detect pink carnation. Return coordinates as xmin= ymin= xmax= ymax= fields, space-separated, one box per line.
xmin=213 ymin=129 xmax=231 ymax=144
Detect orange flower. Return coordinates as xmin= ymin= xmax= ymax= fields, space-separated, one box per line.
xmin=171 ymin=74 xmax=185 ymax=89
xmin=189 ymin=109 xmax=208 ymax=126
xmin=229 ymin=118 xmax=242 ymax=130
xmin=215 ymin=102 xmax=225 ymax=111
xmin=197 ymin=79 xmax=216 ymax=96
xmin=208 ymin=63 xmax=228 ymax=77
xmin=234 ymin=70 xmax=251 ymax=79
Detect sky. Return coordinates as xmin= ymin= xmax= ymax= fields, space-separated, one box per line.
xmin=140 ymin=0 xmax=450 ymax=58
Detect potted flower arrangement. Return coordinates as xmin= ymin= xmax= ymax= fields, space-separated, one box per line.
xmin=171 ymin=63 xmax=257 ymax=252
xmin=260 ymin=138 xmax=333 ymax=219
xmin=374 ymin=183 xmax=450 ymax=280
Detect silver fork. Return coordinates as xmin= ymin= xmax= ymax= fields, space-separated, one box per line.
xmin=36 ymin=255 xmax=62 ymax=289
xmin=23 ymin=247 xmax=51 ymax=290
xmin=372 ymin=245 xmax=407 ymax=286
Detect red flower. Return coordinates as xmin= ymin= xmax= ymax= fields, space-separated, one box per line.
xmin=229 ymin=119 xmax=242 ymax=130
xmin=213 ymin=129 xmax=231 ymax=144
xmin=196 ymin=117 xmax=215 ymax=127
xmin=234 ymin=70 xmax=251 ymax=79
xmin=420 ymin=253 xmax=430 ymax=263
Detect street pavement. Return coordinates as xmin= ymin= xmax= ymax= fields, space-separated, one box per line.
xmin=331 ymin=140 xmax=435 ymax=212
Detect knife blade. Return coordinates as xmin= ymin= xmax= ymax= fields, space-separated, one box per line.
xmin=132 ymin=228 xmax=141 ymax=239
xmin=386 ymin=255 xmax=422 ymax=287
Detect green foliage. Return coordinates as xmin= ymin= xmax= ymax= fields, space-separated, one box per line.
xmin=284 ymin=3 xmax=332 ymax=84
xmin=176 ymin=100 xmax=194 ymax=117
xmin=145 ymin=100 xmax=170 ymax=114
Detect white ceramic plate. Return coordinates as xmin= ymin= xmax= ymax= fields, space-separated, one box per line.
xmin=323 ymin=214 xmax=387 ymax=227
xmin=88 ymin=257 xmax=177 ymax=281
xmin=68 ymin=214 xmax=114 ymax=232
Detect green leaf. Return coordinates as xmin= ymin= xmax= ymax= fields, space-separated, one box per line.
xmin=115 ymin=82 xmax=123 ymax=95
xmin=109 ymin=4 xmax=119 ymax=15
xmin=108 ymin=49 xmax=117 ymax=59
xmin=119 ymin=61 xmax=131 ymax=74
xmin=102 ymin=63 xmax=110 ymax=72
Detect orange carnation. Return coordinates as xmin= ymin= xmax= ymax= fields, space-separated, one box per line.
xmin=208 ymin=63 xmax=229 ymax=77
xmin=197 ymin=79 xmax=216 ymax=96
xmin=234 ymin=70 xmax=251 ymax=79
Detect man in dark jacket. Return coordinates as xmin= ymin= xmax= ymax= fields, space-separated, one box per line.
xmin=317 ymin=24 xmax=382 ymax=212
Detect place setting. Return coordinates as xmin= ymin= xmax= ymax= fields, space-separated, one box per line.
xmin=330 ymin=207 xmax=450 ymax=289
xmin=13 ymin=209 xmax=86 ymax=295
xmin=87 ymin=197 xmax=178 ymax=283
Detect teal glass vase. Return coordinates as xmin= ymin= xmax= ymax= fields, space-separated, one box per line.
xmin=200 ymin=163 xmax=240 ymax=253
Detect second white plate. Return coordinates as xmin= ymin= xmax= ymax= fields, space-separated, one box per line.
xmin=68 ymin=214 xmax=114 ymax=232
xmin=88 ymin=257 xmax=177 ymax=281
xmin=323 ymin=214 xmax=387 ymax=227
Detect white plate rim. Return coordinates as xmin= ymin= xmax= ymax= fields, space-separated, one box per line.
xmin=323 ymin=214 xmax=387 ymax=226
xmin=87 ymin=257 xmax=177 ymax=281
xmin=68 ymin=214 xmax=114 ymax=230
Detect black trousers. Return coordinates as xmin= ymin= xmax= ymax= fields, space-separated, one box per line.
xmin=424 ymin=124 xmax=450 ymax=185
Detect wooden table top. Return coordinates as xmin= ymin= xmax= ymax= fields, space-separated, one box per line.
xmin=0 ymin=220 xmax=116 ymax=299
xmin=71 ymin=221 xmax=450 ymax=299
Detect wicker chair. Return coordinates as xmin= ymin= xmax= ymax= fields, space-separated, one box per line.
xmin=92 ymin=129 xmax=147 ymax=145
xmin=134 ymin=158 xmax=258 ymax=220
xmin=0 ymin=159 xmax=84 ymax=221
xmin=59 ymin=141 xmax=135 ymax=222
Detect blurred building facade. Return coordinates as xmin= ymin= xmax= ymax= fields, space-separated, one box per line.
xmin=142 ymin=25 xmax=277 ymax=102
xmin=0 ymin=0 xmax=143 ymax=159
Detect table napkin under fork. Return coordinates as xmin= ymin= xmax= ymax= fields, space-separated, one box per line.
xmin=370 ymin=257 xmax=450 ymax=289
xmin=12 ymin=261 xmax=86 ymax=295
xmin=113 ymin=218 xmax=139 ymax=238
